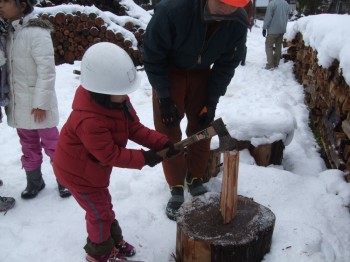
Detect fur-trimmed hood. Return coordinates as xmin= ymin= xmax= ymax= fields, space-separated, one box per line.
xmin=25 ymin=18 xmax=54 ymax=32
xmin=11 ymin=15 xmax=54 ymax=33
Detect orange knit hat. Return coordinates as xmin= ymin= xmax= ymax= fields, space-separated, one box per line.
xmin=220 ymin=0 xmax=250 ymax=7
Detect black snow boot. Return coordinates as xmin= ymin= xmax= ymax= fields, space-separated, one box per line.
xmin=57 ymin=180 xmax=71 ymax=198
xmin=165 ymin=185 xmax=184 ymax=221
xmin=186 ymin=171 xmax=207 ymax=196
xmin=50 ymin=160 xmax=71 ymax=198
xmin=21 ymin=168 xmax=45 ymax=199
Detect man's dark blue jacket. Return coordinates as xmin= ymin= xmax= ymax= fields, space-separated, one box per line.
xmin=143 ymin=0 xmax=249 ymax=104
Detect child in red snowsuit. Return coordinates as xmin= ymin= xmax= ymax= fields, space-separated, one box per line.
xmin=53 ymin=42 xmax=177 ymax=262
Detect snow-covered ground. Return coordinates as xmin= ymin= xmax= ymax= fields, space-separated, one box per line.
xmin=1 ymin=6 xmax=350 ymax=262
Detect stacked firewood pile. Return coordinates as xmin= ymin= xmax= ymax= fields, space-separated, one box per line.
xmin=285 ymin=32 xmax=350 ymax=182
xmin=36 ymin=3 xmax=145 ymax=65
xmin=38 ymin=0 xmax=128 ymax=16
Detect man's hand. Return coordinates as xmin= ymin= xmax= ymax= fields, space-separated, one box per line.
xmin=31 ymin=108 xmax=46 ymax=123
xmin=197 ymin=102 xmax=217 ymax=127
xmin=159 ymin=97 xmax=180 ymax=127
xmin=262 ymin=29 xmax=267 ymax=37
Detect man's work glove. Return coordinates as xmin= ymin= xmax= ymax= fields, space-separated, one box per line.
xmin=262 ymin=29 xmax=267 ymax=37
xmin=159 ymin=97 xmax=180 ymax=127
xmin=163 ymin=141 xmax=181 ymax=159
xmin=143 ymin=149 xmax=163 ymax=167
xmin=197 ymin=102 xmax=217 ymax=127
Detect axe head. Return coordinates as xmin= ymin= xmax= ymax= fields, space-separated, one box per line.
xmin=211 ymin=118 xmax=238 ymax=152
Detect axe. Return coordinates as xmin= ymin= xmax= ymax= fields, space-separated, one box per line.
xmin=157 ymin=118 xmax=238 ymax=159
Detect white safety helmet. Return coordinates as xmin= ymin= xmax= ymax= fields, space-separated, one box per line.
xmin=81 ymin=42 xmax=140 ymax=95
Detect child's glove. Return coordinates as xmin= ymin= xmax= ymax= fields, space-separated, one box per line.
xmin=143 ymin=149 xmax=163 ymax=167
xmin=262 ymin=29 xmax=267 ymax=37
xmin=164 ymin=141 xmax=181 ymax=159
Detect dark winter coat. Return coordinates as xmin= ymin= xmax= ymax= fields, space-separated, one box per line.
xmin=54 ymin=86 xmax=169 ymax=193
xmin=143 ymin=0 xmax=249 ymax=104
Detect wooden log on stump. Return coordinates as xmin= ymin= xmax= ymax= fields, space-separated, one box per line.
xmin=176 ymin=193 xmax=275 ymax=262
xmin=176 ymin=150 xmax=275 ymax=262
xmin=203 ymin=141 xmax=250 ymax=183
xmin=220 ymin=151 xmax=239 ymax=224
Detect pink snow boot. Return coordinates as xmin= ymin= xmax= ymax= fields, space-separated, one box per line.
xmin=86 ymin=247 xmax=126 ymax=262
xmin=116 ymin=240 xmax=136 ymax=257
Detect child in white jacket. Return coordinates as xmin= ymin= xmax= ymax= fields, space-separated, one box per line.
xmin=0 ymin=0 xmax=70 ymax=199
xmin=0 ymin=18 xmax=15 ymax=214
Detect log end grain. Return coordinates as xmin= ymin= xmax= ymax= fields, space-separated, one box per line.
xmin=176 ymin=193 xmax=276 ymax=262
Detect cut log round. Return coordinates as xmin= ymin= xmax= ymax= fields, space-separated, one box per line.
xmin=54 ymin=12 xmax=66 ymax=25
xmin=176 ymin=193 xmax=275 ymax=262
xmin=249 ymin=140 xmax=285 ymax=166
xmin=95 ymin=16 xmax=105 ymax=28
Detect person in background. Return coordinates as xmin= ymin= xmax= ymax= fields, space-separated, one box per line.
xmin=53 ymin=42 xmax=178 ymax=262
xmin=0 ymin=0 xmax=70 ymax=199
xmin=262 ymin=0 xmax=290 ymax=70
xmin=0 ymin=19 xmax=15 ymax=214
xmin=143 ymin=0 xmax=250 ymax=220
xmin=241 ymin=0 xmax=254 ymax=66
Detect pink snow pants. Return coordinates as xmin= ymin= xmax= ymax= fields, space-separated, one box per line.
xmin=69 ymin=187 xmax=116 ymax=244
xmin=17 ymin=127 xmax=59 ymax=172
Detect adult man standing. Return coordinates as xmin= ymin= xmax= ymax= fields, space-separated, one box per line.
xmin=262 ymin=0 xmax=290 ymax=70
xmin=143 ymin=0 xmax=250 ymax=220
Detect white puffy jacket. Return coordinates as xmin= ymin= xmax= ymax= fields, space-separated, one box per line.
xmin=6 ymin=15 xmax=58 ymax=129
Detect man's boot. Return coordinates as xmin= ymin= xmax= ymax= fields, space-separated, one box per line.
xmin=186 ymin=171 xmax=207 ymax=196
xmin=56 ymin=180 xmax=71 ymax=198
xmin=165 ymin=185 xmax=184 ymax=221
xmin=21 ymin=167 xmax=45 ymax=199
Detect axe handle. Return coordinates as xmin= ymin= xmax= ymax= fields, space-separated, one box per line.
xmin=157 ymin=125 xmax=218 ymax=159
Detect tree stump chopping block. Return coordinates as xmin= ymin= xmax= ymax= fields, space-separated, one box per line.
xmin=176 ymin=193 xmax=276 ymax=262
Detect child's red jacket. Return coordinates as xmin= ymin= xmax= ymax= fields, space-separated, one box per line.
xmin=54 ymin=86 xmax=168 ymax=193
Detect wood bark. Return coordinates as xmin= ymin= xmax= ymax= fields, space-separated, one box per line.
xmin=285 ymin=32 xmax=350 ymax=182
xmin=176 ymin=194 xmax=275 ymax=262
